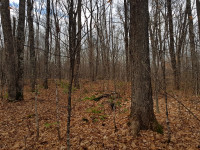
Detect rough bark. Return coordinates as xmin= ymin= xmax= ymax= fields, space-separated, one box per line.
xmin=187 ymin=0 xmax=199 ymax=94
xmin=124 ymin=0 xmax=129 ymax=81
xmin=0 ymin=36 xmax=5 ymax=99
xmin=167 ymin=0 xmax=179 ymax=90
xmin=1 ymin=0 xmax=17 ymax=101
xmin=129 ymin=0 xmax=158 ymax=136
xmin=16 ymin=0 xmax=26 ymax=100
xmin=52 ymin=0 xmax=61 ymax=81
xmin=95 ymin=0 xmax=99 ymax=79
xmin=67 ymin=0 xmax=76 ymax=149
xmin=43 ymin=0 xmax=50 ymax=89
xmin=74 ymin=0 xmax=82 ymax=89
xmin=27 ymin=0 xmax=36 ymax=92
xmin=177 ymin=7 xmax=187 ymax=90
xmin=89 ymin=0 xmax=95 ymax=81
xmin=196 ymin=0 xmax=200 ymax=40
xmin=149 ymin=0 xmax=160 ymax=113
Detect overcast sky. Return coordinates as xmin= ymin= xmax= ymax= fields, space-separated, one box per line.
xmin=10 ymin=0 xmax=19 ymax=3
xmin=11 ymin=0 xmax=19 ymax=2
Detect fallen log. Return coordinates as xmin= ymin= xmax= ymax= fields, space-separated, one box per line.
xmin=92 ymin=92 xmax=119 ymax=101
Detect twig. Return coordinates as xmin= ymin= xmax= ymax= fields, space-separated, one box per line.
xmin=24 ymin=135 xmax=27 ymax=150
xmin=35 ymin=84 xmax=39 ymax=140
xmin=55 ymin=79 xmax=61 ymax=140
xmin=164 ymin=92 xmax=200 ymax=122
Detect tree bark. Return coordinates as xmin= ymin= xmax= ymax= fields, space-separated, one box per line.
xmin=89 ymin=0 xmax=95 ymax=81
xmin=129 ymin=0 xmax=158 ymax=136
xmin=52 ymin=0 xmax=61 ymax=81
xmin=1 ymin=0 xmax=17 ymax=101
xmin=167 ymin=0 xmax=179 ymax=90
xmin=187 ymin=0 xmax=199 ymax=94
xmin=67 ymin=0 xmax=76 ymax=149
xmin=43 ymin=0 xmax=50 ymax=89
xmin=177 ymin=7 xmax=187 ymax=91
xmin=74 ymin=0 xmax=82 ymax=89
xmin=16 ymin=0 xmax=26 ymax=100
xmin=196 ymin=0 xmax=200 ymax=40
xmin=27 ymin=0 xmax=36 ymax=92
xmin=124 ymin=0 xmax=129 ymax=81
xmin=95 ymin=0 xmax=100 ymax=79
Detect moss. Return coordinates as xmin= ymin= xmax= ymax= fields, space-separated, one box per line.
xmin=90 ymin=116 xmax=98 ymax=123
xmin=3 ymin=92 xmax=8 ymax=100
xmin=83 ymin=95 xmax=97 ymax=101
xmin=99 ymin=115 xmax=107 ymax=120
xmin=152 ymin=120 xmax=163 ymax=134
xmin=86 ymin=107 xmax=102 ymax=114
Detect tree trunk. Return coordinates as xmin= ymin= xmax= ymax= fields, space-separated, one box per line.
xmin=167 ymin=0 xmax=179 ymax=90
xmin=95 ymin=0 xmax=99 ymax=79
xmin=52 ymin=0 xmax=62 ymax=81
xmin=124 ymin=0 xmax=129 ymax=81
xmin=43 ymin=0 xmax=50 ymax=89
xmin=1 ymin=0 xmax=17 ymax=101
xmin=187 ymin=0 xmax=199 ymax=94
xmin=67 ymin=0 xmax=76 ymax=149
xmin=74 ymin=0 xmax=82 ymax=89
xmin=27 ymin=0 xmax=36 ymax=92
xmin=196 ymin=0 xmax=200 ymax=40
xmin=16 ymin=0 xmax=26 ymax=100
xmin=129 ymin=0 xmax=158 ymax=136
xmin=89 ymin=0 xmax=95 ymax=81
xmin=177 ymin=7 xmax=187 ymax=91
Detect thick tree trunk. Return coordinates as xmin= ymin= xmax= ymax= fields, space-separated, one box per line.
xmin=43 ymin=0 xmax=50 ymax=89
xmin=129 ymin=0 xmax=158 ymax=136
xmin=27 ymin=0 xmax=36 ymax=92
xmin=1 ymin=0 xmax=17 ymax=101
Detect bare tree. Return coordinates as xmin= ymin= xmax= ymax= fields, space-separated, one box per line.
xmin=167 ymin=0 xmax=179 ymax=90
xmin=27 ymin=0 xmax=36 ymax=92
xmin=74 ymin=0 xmax=82 ymax=88
xmin=1 ymin=0 xmax=17 ymax=101
xmin=16 ymin=0 xmax=26 ymax=100
xmin=52 ymin=0 xmax=62 ymax=81
xmin=67 ymin=0 xmax=77 ymax=149
xmin=149 ymin=0 xmax=160 ymax=113
xmin=88 ymin=0 xmax=95 ymax=81
xmin=124 ymin=0 xmax=129 ymax=81
xmin=196 ymin=0 xmax=200 ymax=40
xmin=187 ymin=0 xmax=199 ymax=94
xmin=43 ymin=0 xmax=50 ymax=89
xmin=176 ymin=6 xmax=187 ymax=91
xmin=129 ymin=0 xmax=159 ymax=136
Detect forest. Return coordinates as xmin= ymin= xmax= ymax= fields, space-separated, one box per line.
xmin=0 ymin=0 xmax=200 ymax=149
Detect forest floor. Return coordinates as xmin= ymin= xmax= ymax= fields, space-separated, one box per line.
xmin=0 ymin=80 xmax=200 ymax=150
